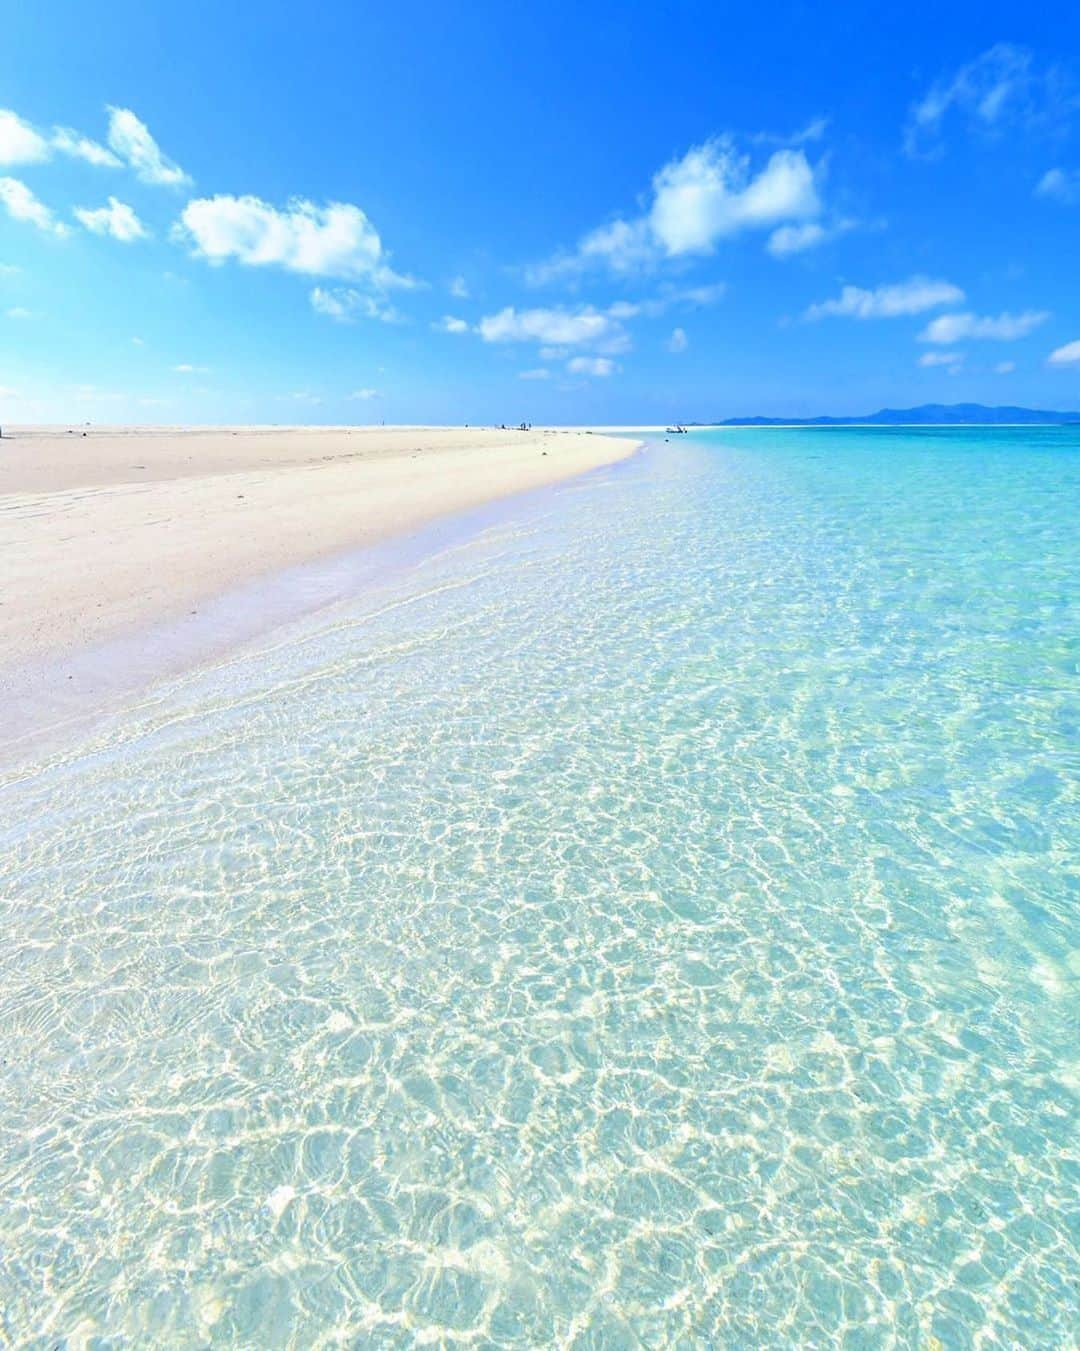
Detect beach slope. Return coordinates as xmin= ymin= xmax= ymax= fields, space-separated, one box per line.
xmin=0 ymin=424 xmax=635 ymax=746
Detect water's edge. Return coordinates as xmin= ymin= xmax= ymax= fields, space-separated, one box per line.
xmin=1 ymin=438 xmax=649 ymax=777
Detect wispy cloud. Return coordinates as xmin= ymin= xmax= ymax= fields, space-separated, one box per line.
xmin=1 ymin=107 xmax=121 ymax=169
xmin=527 ymin=219 xmax=653 ymax=283
xmin=527 ymin=135 xmax=822 ymax=282
xmin=173 ymin=363 xmax=209 ymax=373
xmin=1035 ymin=168 xmax=1080 ymax=203
xmin=919 ymin=310 xmax=1049 ymax=343
xmin=309 ymin=286 xmax=403 ymax=322
xmin=477 ymin=304 xmax=624 ymax=348
xmin=518 ymin=368 xmax=550 ymax=380
xmin=567 ymin=355 xmax=616 ymax=377
xmin=1047 ymin=339 xmax=1080 ymax=367
xmin=347 ymin=387 xmax=381 ymax=400
xmin=107 ymin=107 xmax=189 ymax=186
xmin=767 ymin=217 xmax=857 ymax=257
xmin=1 ymin=104 xmax=173 ymax=176
xmin=448 ymin=275 xmax=469 ymax=299
xmin=0 ymin=109 xmax=51 ymax=165
xmin=74 ymin=197 xmax=148 ymax=242
xmin=433 ymin=315 xmax=468 ymax=333
xmin=667 ymin=326 xmax=688 ymax=353
xmin=906 ymin=44 xmax=1076 ymax=156
xmin=606 ymin=283 xmax=726 ymax=321
xmin=178 ymin=195 xmax=416 ymax=289
xmin=476 ymin=287 xmax=715 ymax=364
xmin=918 ymin=350 xmax=963 ymax=369
xmin=52 ymin=127 xmax=122 ymax=168
xmin=750 ymin=117 xmax=830 ymax=148
xmin=995 ymin=360 xmax=1016 ymax=374
xmin=603 ymin=284 xmax=726 ymax=323
xmin=6 ymin=306 xmax=32 ymax=319
xmin=805 ymin=276 xmax=963 ymax=320
xmin=0 ymin=177 xmax=68 ymax=236
xmin=767 ymin=221 xmax=827 ymax=257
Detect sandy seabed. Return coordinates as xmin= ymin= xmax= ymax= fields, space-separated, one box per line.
xmin=0 ymin=424 xmax=637 ymax=758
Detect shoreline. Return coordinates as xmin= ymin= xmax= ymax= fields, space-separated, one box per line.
xmin=0 ymin=425 xmax=640 ymax=765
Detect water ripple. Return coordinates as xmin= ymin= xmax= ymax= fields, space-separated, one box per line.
xmin=0 ymin=428 xmax=1077 ymax=1346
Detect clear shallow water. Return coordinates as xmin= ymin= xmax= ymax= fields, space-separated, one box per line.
xmin=0 ymin=426 xmax=1077 ymax=1347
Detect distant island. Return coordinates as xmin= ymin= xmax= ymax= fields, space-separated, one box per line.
xmin=708 ymin=403 xmax=1080 ymax=427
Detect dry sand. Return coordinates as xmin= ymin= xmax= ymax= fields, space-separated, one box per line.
xmin=0 ymin=424 xmax=637 ymax=752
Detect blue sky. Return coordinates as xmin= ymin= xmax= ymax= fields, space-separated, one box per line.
xmin=2 ymin=0 xmax=1080 ymax=423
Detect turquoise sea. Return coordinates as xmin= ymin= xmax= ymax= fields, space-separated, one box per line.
xmin=0 ymin=426 xmax=1077 ymax=1346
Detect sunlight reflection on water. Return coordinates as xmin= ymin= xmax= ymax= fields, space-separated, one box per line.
xmin=0 ymin=427 xmax=1077 ymax=1345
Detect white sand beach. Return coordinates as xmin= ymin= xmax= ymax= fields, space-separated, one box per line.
xmin=0 ymin=424 xmax=637 ymax=751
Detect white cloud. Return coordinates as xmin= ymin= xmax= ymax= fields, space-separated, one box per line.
xmin=905 ymin=44 xmax=1066 ymax=155
xmin=309 ymin=286 xmax=403 ymax=322
xmin=793 ymin=116 xmax=829 ymax=144
xmin=602 ymin=284 xmax=726 ymax=319
xmin=575 ymin=218 xmax=656 ymax=275
xmin=310 ymin=287 xmax=355 ymax=320
xmin=434 ymin=314 xmax=468 ymax=333
xmin=918 ymin=350 xmax=963 ymax=368
xmin=347 ymin=387 xmax=381 ymax=400
xmin=1 ymin=108 xmax=121 ymax=170
xmin=651 ymin=141 xmax=819 ymax=256
xmin=567 ymin=355 xmax=616 ymax=377
xmin=527 ymin=136 xmax=821 ymax=281
xmin=173 ymin=363 xmax=209 ymax=373
xmin=0 ymin=177 xmax=68 ymax=236
xmin=806 ymin=276 xmax=964 ymax=320
xmin=0 ymin=109 xmax=51 ymax=165
xmin=518 ymin=368 xmax=550 ymax=380
xmin=910 ymin=46 xmax=1028 ymax=133
xmin=6 ymin=306 xmax=32 ymax=319
xmin=919 ymin=310 xmax=1049 ymax=343
xmin=995 ymin=360 xmax=1016 ymax=373
xmin=478 ymin=305 xmax=620 ymax=347
xmin=178 ymin=194 xmax=414 ymax=287
xmin=449 ymin=275 xmax=469 ymax=298
xmin=667 ymin=326 xmax=688 ymax=353
xmin=767 ymin=222 xmax=826 ymax=256
xmin=1035 ymin=168 xmax=1080 ymax=203
xmin=107 ymin=107 xmax=189 ymax=186
xmin=51 ymin=127 xmax=122 ymax=168
xmin=767 ymin=217 xmax=857 ymax=257
xmin=525 ymin=219 xmax=660 ymax=284
xmin=1047 ymin=339 xmax=1080 ymax=367
xmin=0 ymin=385 xmax=18 ymax=398
xmin=131 ymin=336 xmax=145 ymax=346
xmin=74 ymin=196 xmax=148 ymax=242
